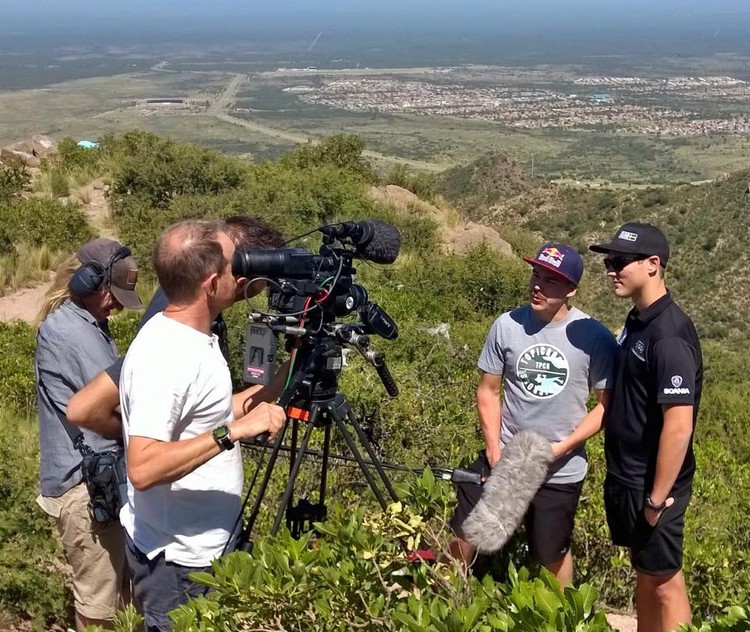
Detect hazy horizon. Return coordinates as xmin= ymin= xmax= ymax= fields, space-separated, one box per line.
xmin=2 ymin=0 xmax=750 ymax=73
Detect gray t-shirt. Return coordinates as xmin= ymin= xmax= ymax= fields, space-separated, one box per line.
xmin=35 ymin=299 xmax=120 ymax=497
xmin=478 ymin=305 xmax=617 ymax=484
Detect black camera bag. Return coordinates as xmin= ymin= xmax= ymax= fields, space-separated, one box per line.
xmin=80 ymin=447 xmax=126 ymax=525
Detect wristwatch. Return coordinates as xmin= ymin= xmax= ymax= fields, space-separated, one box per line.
xmin=645 ymin=494 xmax=666 ymax=512
xmin=212 ymin=425 xmax=235 ymax=451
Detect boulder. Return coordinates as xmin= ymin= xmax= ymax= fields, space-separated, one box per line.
xmin=31 ymin=134 xmax=56 ymax=158
xmin=0 ymin=147 xmax=40 ymax=167
xmin=440 ymin=222 xmax=513 ymax=257
xmin=369 ymin=184 xmax=514 ymax=257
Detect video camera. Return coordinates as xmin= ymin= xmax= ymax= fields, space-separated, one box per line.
xmin=232 ymin=219 xmax=402 ymax=404
xmin=231 ymin=219 xmax=484 ymax=545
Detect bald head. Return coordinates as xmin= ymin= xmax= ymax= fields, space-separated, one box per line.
xmin=153 ymin=219 xmax=227 ymax=304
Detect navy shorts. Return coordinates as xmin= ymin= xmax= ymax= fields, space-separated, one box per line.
xmin=125 ymin=533 xmax=211 ymax=632
xmin=450 ymin=450 xmax=583 ymax=566
xmin=604 ymin=476 xmax=691 ymax=575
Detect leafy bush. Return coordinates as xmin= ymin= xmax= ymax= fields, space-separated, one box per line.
xmin=682 ymin=606 xmax=750 ymax=631
xmin=384 ymin=163 xmax=436 ymax=200
xmin=0 ymin=159 xmax=29 ymax=203
xmin=148 ymin=474 xmax=613 ymax=632
xmin=48 ymin=168 xmax=70 ymax=198
xmin=0 ymin=198 xmax=92 ymax=253
xmin=55 ymin=137 xmax=102 ymax=174
xmin=104 ymin=130 xmax=247 ymax=208
xmin=0 ymin=322 xmax=37 ymax=415
xmin=0 ymin=409 xmax=69 ymax=628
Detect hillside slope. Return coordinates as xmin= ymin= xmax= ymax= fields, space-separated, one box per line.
xmin=476 ymin=170 xmax=750 ymax=344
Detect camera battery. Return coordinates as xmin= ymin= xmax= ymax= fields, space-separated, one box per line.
xmin=244 ymin=323 xmax=278 ymax=385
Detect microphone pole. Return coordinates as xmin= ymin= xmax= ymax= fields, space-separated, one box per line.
xmin=240 ymin=440 xmax=482 ymax=486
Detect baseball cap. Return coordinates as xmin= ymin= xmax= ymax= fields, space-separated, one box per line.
xmin=523 ymin=243 xmax=584 ymax=287
xmin=76 ymin=238 xmax=143 ymax=309
xmin=589 ymin=222 xmax=670 ymax=267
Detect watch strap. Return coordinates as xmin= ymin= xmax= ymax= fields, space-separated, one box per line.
xmin=645 ymin=494 xmax=667 ymax=511
xmin=213 ymin=425 xmax=235 ymax=451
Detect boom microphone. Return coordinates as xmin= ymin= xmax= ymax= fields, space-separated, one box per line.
xmin=461 ymin=430 xmax=553 ymax=554
xmin=321 ymin=220 xmax=401 ymax=264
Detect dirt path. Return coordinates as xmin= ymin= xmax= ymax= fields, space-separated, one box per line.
xmin=0 ymin=179 xmax=115 ymax=324
xmin=0 ymin=282 xmax=50 ymax=323
xmin=606 ymin=611 xmax=638 ymax=632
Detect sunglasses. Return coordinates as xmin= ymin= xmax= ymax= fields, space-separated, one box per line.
xmin=603 ymin=255 xmax=647 ymax=273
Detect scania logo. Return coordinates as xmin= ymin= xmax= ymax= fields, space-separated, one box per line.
xmin=516 ymin=344 xmax=569 ymax=399
xmin=671 ymin=375 xmax=683 ymax=388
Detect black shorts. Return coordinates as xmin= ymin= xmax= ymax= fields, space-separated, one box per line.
xmin=450 ymin=450 xmax=583 ymax=566
xmin=604 ymin=476 xmax=691 ymax=576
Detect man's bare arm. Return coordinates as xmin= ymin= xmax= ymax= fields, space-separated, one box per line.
xmin=648 ymin=404 xmax=693 ymax=511
xmin=67 ymin=371 xmax=122 ymax=439
xmin=477 ymin=372 xmax=503 ymax=467
xmin=552 ymin=389 xmax=610 ymax=460
xmin=127 ymin=402 xmax=286 ymax=491
xmin=232 ymin=359 xmax=291 ymax=418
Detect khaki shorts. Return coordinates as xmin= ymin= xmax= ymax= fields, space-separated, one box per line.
xmin=37 ymin=483 xmax=127 ymax=620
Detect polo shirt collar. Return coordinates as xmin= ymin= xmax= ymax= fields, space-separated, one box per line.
xmin=63 ymin=298 xmax=107 ymax=328
xmin=628 ymin=291 xmax=672 ymax=326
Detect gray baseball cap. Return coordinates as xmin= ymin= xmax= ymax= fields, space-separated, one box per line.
xmin=76 ymin=238 xmax=143 ymax=309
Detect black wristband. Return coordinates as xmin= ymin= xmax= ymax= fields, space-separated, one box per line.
xmin=645 ymin=494 xmax=667 ymax=511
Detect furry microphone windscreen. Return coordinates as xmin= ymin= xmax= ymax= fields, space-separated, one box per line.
xmin=461 ymin=430 xmax=554 ymax=554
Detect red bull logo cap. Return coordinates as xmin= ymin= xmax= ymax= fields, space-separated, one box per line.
xmin=589 ymin=222 xmax=670 ymax=267
xmin=523 ymin=243 xmax=584 ymax=287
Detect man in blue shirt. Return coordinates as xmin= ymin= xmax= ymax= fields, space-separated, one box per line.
xmin=35 ymin=238 xmax=142 ymax=631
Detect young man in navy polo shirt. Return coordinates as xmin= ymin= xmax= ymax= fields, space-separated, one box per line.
xmin=591 ymin=223 xmax=702 ymax=632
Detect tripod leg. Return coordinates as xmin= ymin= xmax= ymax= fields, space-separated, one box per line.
xmin=242 ymin=417 xmax=291 ymax=543
xmin=319 ymin=423 xmax=331 ymax=510
xmin=340 ymin=400 xmax=399 ymax=502
xmin=271 ymin=419 xmax=316 ymax=536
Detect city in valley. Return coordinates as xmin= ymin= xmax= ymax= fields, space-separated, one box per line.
xmin=268 ymin=68 xmax=750 ymax=136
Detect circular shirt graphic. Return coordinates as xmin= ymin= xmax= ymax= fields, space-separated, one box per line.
xmin=516 ymin=343 xmax=570 ymax=399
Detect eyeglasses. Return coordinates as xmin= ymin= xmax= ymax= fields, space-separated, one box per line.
xmin=603 ymin=255 xmax=647 ymax=273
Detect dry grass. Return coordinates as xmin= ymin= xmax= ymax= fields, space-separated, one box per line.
xmin=70 ymin=185 xmax=93 ymax=205
xmin=0 ymin=244 xmax=68 ymax=296
xmin=32 ymin=170 xmax=71 ymax=199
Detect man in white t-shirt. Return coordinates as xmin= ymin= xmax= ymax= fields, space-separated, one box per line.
xmin=120 ymin=219 xmax=285 ymax=631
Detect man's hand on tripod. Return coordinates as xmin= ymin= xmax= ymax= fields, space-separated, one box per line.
xmin=230 ymin=402 xmax=286 ymax=443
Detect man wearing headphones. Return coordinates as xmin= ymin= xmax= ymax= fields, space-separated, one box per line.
xmin=35 ymin=238 xmax=142 ymax=631
xmin=67 ymin=216 xmax=286 ymax=433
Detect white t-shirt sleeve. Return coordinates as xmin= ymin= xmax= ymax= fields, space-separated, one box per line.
xmin=125 ymin=359 xmax=194 ymax=442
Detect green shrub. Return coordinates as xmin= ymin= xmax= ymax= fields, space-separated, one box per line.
xmin=48 ymin=168 xmax=70 ymax=198
xmin=149 ymin=474 xmax=613 ymax=632
xmin=0 ymin=198 xmax=92 ymax=253
xmin=105 ymin=130 xmax=247 ymax=208
xmin=0 ymin=159 xmax=29 ymax=203
xmin=384 ymin=163 xmax=436 ymax=200
xmin=0 ymin=409 xmax=69 ymax=628
xmin=55 ymin=137 xmax=101 ymax=174
xmin=682 ymin=606 xmax=750 ymax=631
xmin=0 ymin=322 xmax=37 ymax=415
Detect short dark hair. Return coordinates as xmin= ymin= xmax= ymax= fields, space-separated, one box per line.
xmin=153 ymin=219 xmax=226 ymax=304
xmin=224 ymin=216 xmax=284 ymax=250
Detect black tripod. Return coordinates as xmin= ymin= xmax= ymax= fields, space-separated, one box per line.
xmin=236 ymin=338 xmax=400 ymax=549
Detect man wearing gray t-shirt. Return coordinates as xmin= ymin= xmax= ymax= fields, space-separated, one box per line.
xmin=449 ymin=243 xmax=617 ymax=587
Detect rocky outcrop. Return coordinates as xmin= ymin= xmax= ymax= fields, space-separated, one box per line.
xmin=369 ymin=184 xmax=513 ymax=257
xmin=0 ymin=134 xmax=56 ymax=167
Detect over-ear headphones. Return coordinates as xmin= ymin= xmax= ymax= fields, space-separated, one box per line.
xmin=69 ymin=246 xmax=131 ymax=298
